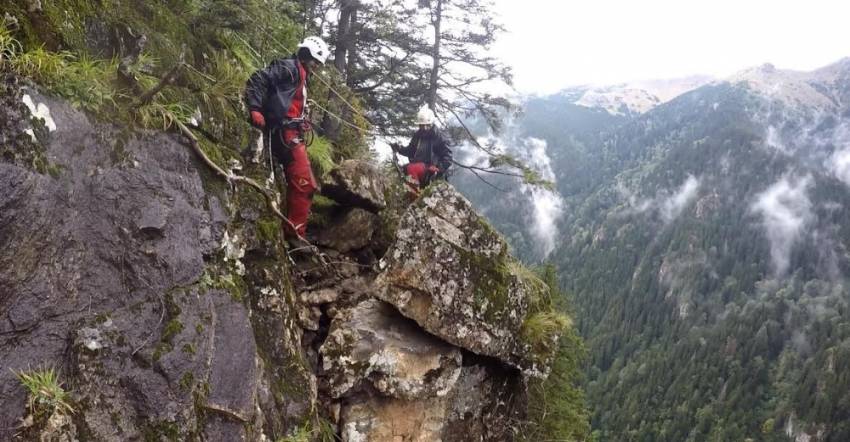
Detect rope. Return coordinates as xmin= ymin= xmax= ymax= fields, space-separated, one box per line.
xmin=307 ymin=99 xmax=375 ymax=135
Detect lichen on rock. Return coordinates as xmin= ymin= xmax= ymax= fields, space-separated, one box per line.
xmin=0 ymin=76 xmax=55 ymax=174
xmin=374 ymin=181 xmax=557 ymax=374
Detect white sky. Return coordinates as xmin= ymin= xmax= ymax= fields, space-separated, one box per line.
xmin=492 ymin=0 xmax=850 ymax=94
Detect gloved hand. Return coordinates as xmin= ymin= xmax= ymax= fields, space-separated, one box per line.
xmin=250 ymin=110 xmax=265 ymax=128
xmin=427 ymin=165 xmax=440 ymax=175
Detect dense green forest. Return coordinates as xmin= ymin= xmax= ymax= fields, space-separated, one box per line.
xmin=459 ymin=67 xmax=850 ymax=440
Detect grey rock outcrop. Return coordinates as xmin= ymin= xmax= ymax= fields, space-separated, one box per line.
xmin=322 ymin=298 xmax=462 ymax=400
xmin=321 ymin=159 xmax=389 ymax=212
xmin=304 ymin=176 xmax=554 ymax=441
xmin=374 ymin=182 xmax=544 ymax=372
xmin=314 ymin=287 xmax=527 ymax=442
xmin=316 ymin=207 xmax=380 ymax=253
xmin=337 ymin=361 xmax=525 ymax=442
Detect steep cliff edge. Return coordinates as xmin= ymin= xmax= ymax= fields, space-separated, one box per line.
xmin=1 ymin=76 xmax=564 ymax=441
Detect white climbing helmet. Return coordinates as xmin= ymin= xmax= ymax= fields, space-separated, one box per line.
xmin=414 ymin=105 xmax=436 ymax=126
xmin=298 ymin=36 xmax=329 ymax=65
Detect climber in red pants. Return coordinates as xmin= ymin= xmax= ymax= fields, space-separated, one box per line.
xmin=391 ymin=105 xmax=453 ymax=197
xmin=244 ymin=36 xmax=330 ymax=240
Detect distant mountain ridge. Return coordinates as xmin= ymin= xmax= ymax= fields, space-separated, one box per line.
xmin=563 ymin=58 xmax=850 ymax=117
xmin=729 ymin=58 xmax=850 ymax=112
xmin=565 ymin=75 xmax=715 ymax=115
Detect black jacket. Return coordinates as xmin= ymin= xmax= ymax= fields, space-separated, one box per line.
xmin=397 ymin=128 xmax=453 ymax=173
xmin=244 ymin=56 xmax=304 ymax=128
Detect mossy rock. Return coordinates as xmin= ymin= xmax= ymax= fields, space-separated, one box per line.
xmin=375 ymin=182 xmax=551 ymax=373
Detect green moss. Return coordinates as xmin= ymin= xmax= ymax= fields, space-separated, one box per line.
xmin=372 ymin=177 xmax=410 ymax=253
xmin=195 ymin=323 xmax=204 ymax=334
xmin=447 ymin=240 xmax=513 ymax=323
xmin=192 ymin=380 xmax=211 ymax=431
xmin=179 ymin=371 xmax=195 ymax=392
xmin=110 ymin=411 xmax=121 ymax=426
xmin=143 ymin=420 xmax=181 ymax=442
xmin=200 ymin=266 xmax=249 ymax=303
xmin=418 ymin=181 xmax=438 ymax=199
xmin=472 ymin=216 xmax=511 ymax=259
xmin=109 ymin=131 xmax=132 ymax=165
xmin=256 ymin=217 xmax=281 ymax=243
xmin=40 ymin=0 xmax=96 ymax=51
xmin=196 ymin=137 xmax=231 ymax=170
xmin=224 ymin=274 xmax=246 ymax=302
xmin=181 ymin=343 xmax=196 ymax=356
xmin=271 ymin=378 xmax=291 ymax=404
xmin=45 ymin=162 xmax=64 ymax=178
xmin=311 ymin=194 xmax=338 ymax=211
xmin=152 ymin=342 xmax=172 ymax=362
xmin=277 ymin=424 xmax=312 ymax=442
xmin=308 ymin=194 xmax=338 ymax=228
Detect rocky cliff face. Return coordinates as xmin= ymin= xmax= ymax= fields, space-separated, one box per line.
xmin=0 ymin=78 xmax=558 ymax=441
xmin=308 ymin=178 xmax=549 ymax=442
xmin=0 ymin=75 xmax=314 ymax=441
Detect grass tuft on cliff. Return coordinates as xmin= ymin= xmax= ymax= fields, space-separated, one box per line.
xmin=13 ymin=367 xmax=74 ymax=416
xmin=521 ymin=310 xmax=571 ymax=355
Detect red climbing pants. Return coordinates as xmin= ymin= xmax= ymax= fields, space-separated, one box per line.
xmin=276 ymin=128 xmax=317 ymax=237
xmin=404 ymin=162 xmax=428 ymax=185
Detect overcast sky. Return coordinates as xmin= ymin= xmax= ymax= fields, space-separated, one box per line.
xmin=492 ymin=0 xmax=850 ymax=94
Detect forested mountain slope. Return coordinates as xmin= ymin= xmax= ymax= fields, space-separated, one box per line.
xmin=458 ymin=59 xmax=850 ymax=441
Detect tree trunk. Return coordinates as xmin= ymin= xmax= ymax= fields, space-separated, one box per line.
xmin=427 ymin=0 xmax=442 ymax=110
xmin=323 ymin=0 xmax=359 ymax=141
xmin=334 ymin=0 xmax=356 ymax=76
xmin=345 ymin=8 xmax=358 ymax=87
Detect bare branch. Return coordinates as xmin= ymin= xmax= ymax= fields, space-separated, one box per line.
xmin=455 ymin=163 xmax=509 ymax=193
xmin=137 ymin=47 xmax=186 ymax=105
xmin=172 ymin=119 xmax=328 ymax=264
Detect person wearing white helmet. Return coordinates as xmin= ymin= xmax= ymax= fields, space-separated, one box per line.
xmin=244 ymin=36 xmax=329 ymax=239
xmin=391 ymin=105 xmax=453 ymax=194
